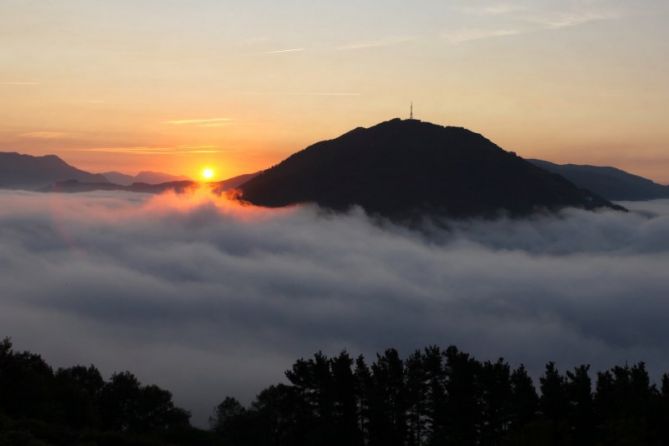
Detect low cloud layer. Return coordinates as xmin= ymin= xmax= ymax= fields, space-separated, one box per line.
xmin=1 ymin=189 xmax=668 ymax=425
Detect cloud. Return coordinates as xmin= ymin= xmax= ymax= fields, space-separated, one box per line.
xmin=20 ymin=131 xmax=69 ymax=140
xmin=1 ymin=190 xmax=668 ymax=426
xmin=443 ymin=28 xmax=523 ymax=44
xmin=461 ymin=3 xmax=528 ymax=16
xmin=165 ymin=118 xmax=232 ymax=127
xmin=448 ymin=2 xmax=622 ymax=44
xmin=526 ymin=10 xmax=621 ymax=30
xmin=239 ymin=91 xmax=361 ymax=97
xmin=280 ymin=92 xmax=361 ymax=97
xmin=265 ymin=48 xmax=305 ymax=55
xmin=336 ymin=36 xmax=417 ymax=51
xmin=80 ymin=145 xmax=222 ymax=155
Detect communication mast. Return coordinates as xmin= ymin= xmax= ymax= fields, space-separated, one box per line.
xmin=410 ymin=102 xmax=414 ymax=120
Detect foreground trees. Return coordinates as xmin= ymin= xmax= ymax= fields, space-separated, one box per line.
xmin=3 ymin=337 xmax=669 ymax=445
xmin=0 ymin=338 xmax=214 ymax=445
xmin=213 ymin=347 xmax=669 ymax=446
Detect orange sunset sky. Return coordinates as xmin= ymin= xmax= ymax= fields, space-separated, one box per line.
xmin=1 ymin=0 xmax=668 ymax=182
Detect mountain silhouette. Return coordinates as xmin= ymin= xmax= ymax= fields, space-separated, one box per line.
xmin=212 ymin=172 xmax=259 ymax=193
xmin=529 ymin=159 xmax=669 ymax=201
xmin=0 ymin=150 xmax=259 ymax=194
xmin=102 ymin=170 xmax=190 ymax=186
xmin=47 ymin=179 xmax=196 ymax=194
xmin=46 ymin=172 xmax=260 ymax=194
xmin=238 ymin=119 xmax=621 ymax=219
xmin=0 ymin=152 xmax=109 ymax=190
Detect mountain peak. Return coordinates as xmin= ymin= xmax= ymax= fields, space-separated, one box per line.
xmin=239 ymin=119 xmax=620 ymax=219
xmin=0 ymin=152 xmax=108 ymax=189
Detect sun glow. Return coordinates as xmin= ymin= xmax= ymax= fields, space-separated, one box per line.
xmin=201 ymin=167 xmax=215 ymax=181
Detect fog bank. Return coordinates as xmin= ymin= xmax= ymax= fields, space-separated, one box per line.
xmin=1 ymin=189 xmax=668 ymax=424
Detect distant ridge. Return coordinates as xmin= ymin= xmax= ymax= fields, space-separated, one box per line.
xmin=0 ymin=151 xmax=258 ymax=195
xmin=529 ymin=159 xmax=669 ymax=201
xmin=46 ymin=179 xmax=196 ymax=194
xmin=102 ymin=170 xmax=190 ymax=186
xmin=0 ymin=152 xmax=108 ymax=190
xmin=44 ymin=172 xmax=260 ymax=195
xmin=211 ymin=172 xmax=259 ymax=193
xmin=239 ymin=119 xmax=622 ymax=219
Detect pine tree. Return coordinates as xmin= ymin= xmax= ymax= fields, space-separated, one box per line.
xmin=565 ymin=365 xmax=593 ymax=445
xmin=354 ymin=355 xmax=373 ymax=445
xmin=509 ymin=364 xmax=538 ymax=432
xmin=479 ymin=358 xmax=512 ymax=445
xmin=331 ymin=351 xmax=362 ymax=445
xmin=405 ymin=350 xmax=427 ymax=446
xmin=369 ymin=349 xmax=407 ymax=446
xmin=422 ymin=346 xmax=447 ymax=446
xmin=444 ymin=346 xmax=481 ymax=445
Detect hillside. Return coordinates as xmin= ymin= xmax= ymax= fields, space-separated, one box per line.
xmin=0 ymin=152 xmax=109 ymax=189
xmin=529 ymin=159 xmax=669 ymax=201
xmin=239 ymin=119 xmax=621 ymax=219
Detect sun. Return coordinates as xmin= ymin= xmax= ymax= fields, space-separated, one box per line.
xmin=201 ymin=167 xmax=215 ymax=181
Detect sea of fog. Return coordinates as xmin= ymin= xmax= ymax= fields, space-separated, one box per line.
xmin=1 ymin=189 xmax=668 ymax=425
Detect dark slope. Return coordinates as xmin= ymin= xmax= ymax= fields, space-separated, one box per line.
xmin=239 ymin=119 xmax=620 ymax=218
xmin=529 ymin=159 xmax=669 ymax=201
xmin=211 ymin=172 xmax=259 ymax=193
xmin=0 ymin=152 xmax=109 ymax=189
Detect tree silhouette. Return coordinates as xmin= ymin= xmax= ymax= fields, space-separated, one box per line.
xmin=443 ymin=346 xmax=480 ymax=445
xmin=354 ymin=355 xmax=373 ymax=445
xmin=331 ymin=352 xmax=362 ymax=446
xmin=422 ymin=346 xmax=447 ymax=446
xmin=54 ymin=365 xmax=104 ymax=428
xmin=479 ymin=358 xmax=512 ymax=444
xmin=5 ymin=337 xmax=669 ymax=446
xmin=0 ymin=338 xmax=203 ymax=446
xmin=565 ymin=365 xmax=594 ymax=445
xmin=509 ymin=364 xmax=538 ymax=432
xmin=404 ymin=350 xmax=426 ymax=446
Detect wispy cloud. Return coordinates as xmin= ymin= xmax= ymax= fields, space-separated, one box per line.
xmin=461 ymin=3 xmax=528 ymax=16
xmin=265 ymin=48 xmax=305 ymax=55
xmin=20 ymin=131 xmax=69 ymax=139
xmin=446 ymin=3 xmax=622 ymax=44
xmin=240 ymin=91 xmax=361 ymax=97
xmin=336 ymin=36 xmax=417 ymax=51
xmin=443 ymin=28 xmax=522 ymax=44
xmin=286 ymin=92 xmax=361 ymax=96
xmin=527 ymin=10 xmax=621 ymax=30
xmin=165 ymin=118 xmax=232 ymax=127
xmin=81 ymin=145 xmax=222 ymax=155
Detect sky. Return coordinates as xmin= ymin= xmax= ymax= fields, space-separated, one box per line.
xmin=1 ymin=0 xmax=668 ymax=182
xmin=2 ymin=189 xmax=669 ymax=425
